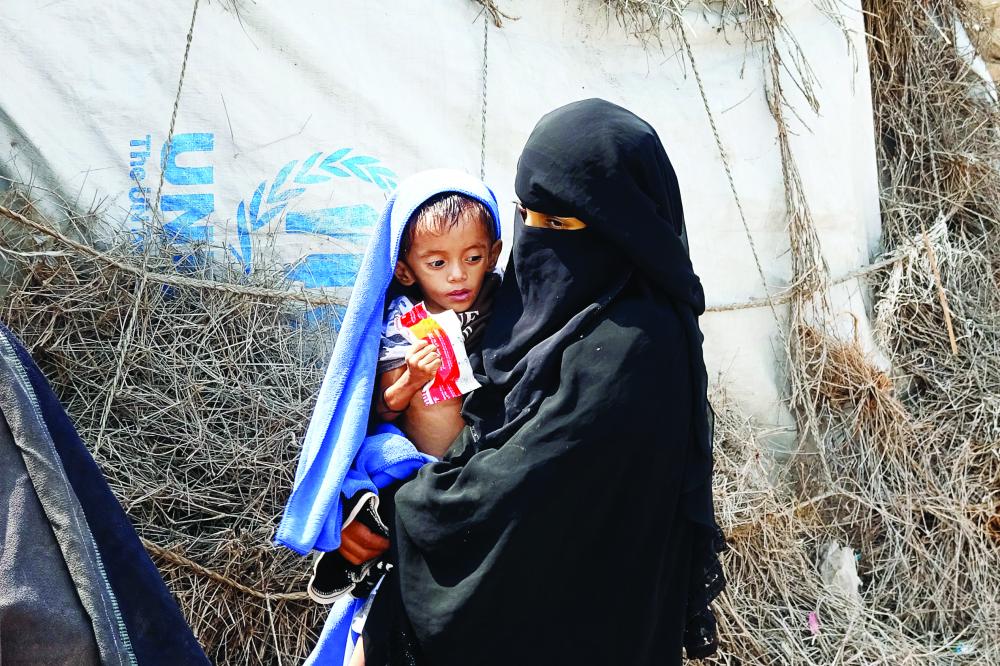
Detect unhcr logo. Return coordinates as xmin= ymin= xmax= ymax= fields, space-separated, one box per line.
xmin=230 ymin=148 xmax=396 ymax=289
xmin=124 ymin=134 xmax=397 ymax=297
xmin=127 ymin=132 xmax=216 ymax=242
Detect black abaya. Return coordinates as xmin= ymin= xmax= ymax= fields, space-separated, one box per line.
xmin=365 ymin=99 xmax=725 ymax=665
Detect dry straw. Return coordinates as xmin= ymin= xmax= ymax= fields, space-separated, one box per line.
xmin=2 ymin=0 xmax=1000 ymax=664
xmin=472 ymin=0 xmax=516 ymax=27
xmin=601 ymin=0 xmax=1000 ymax=664
xmin=0 ymin=190 xmax=333 ymax=664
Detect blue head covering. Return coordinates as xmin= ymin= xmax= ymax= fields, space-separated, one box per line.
xmin=277 ymin=169 xmax=502 ymax=555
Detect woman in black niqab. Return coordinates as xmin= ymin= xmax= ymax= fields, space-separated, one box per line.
xmin=363 ymin=98 xmax=725 ymax=666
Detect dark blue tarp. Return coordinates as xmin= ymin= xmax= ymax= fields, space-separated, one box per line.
xmin=0 ymin=323 xmax=210 ymax=666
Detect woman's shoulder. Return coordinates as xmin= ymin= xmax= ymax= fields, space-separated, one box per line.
xmin=590 ymin=291 xmax=683 ymax=346
xmin=554 ymin=295 xmax=690 ymax=421
xmin=563 ymin=293 xmax=686 ymax=376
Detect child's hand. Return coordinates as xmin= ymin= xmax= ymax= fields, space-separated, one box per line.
xmin=405 ymin=339 xmax=441 ymax=386
xmin=338 ymin=521 xmax=390 ymax=565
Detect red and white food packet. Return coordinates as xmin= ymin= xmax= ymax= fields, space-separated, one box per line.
xmin=397 ymin=302 xmax=481 ymax=405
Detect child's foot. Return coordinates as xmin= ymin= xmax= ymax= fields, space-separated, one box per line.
xmin=308 ymin=551 xmax=356 ymax=604
xmin=350 ymin=558 xmax=394 ymax=599
xmin=344 ymin=491 xmax=392 ymax=597
xmin=344 ymin=491 xmax=389 ymax=539
xmin=307 ymin=491 xmax=391 ymax=604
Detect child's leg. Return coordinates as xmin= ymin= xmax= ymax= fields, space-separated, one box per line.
xmin=348 ymin=639 xmax=365 ymax=666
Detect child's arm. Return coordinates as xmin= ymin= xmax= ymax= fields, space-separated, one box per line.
xmin=375 ymin=339 xmax=441 ymax=420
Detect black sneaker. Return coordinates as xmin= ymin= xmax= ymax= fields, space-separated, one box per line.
xmin=308 ymin=550 xmax=355 ymax=604
xmin=345 ymin=490 xmax=392 ymax=598
xmin=307 ymin=491 xmax=389 ymax=604
xmin=344 ymin=490 xmax=389 ymax=539
xmin=350 ymin=558 xmax=394 ymax=599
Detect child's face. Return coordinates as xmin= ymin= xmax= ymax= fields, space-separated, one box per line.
xmin=394 ymin=213 xmax=502 ymax=314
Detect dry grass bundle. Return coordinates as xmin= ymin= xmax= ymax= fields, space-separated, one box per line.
xmin=802 ymin=324 xmax=998 ymax=654
xmin=706 ymin=1 xmax=1000 ymax=662
xmin=602 ymin=0 xmax=686 ymax=37
xmin=596 ymin=1 xmax=1000 ymax=663
xmin=0 ymin=191 xmax=335 ymax=664
xmin=471 ymin=0 xmax=516 ymax=27
xmin=709 ymin=384 xmax=997 ymax=665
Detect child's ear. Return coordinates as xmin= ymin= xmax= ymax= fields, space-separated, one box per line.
xmin=394 ymin=260 xmax=417 ymax=286
xmin=487 ymin=239 xmax=503 ymax=270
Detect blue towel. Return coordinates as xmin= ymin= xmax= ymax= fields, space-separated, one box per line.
xmin=340 ymin=422 xmax=433 ymax=502
xmin=303 ymin=424 xmax=419 ymax=666
xmin=276 ymin=168 xmax=502 ymax=556
xmin=303 ymin=595 xmax=366 ymax=666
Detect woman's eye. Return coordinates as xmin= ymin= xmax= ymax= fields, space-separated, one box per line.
xmin=547 ymin=218 xmax=565 ymax=229
xmin=428 ymin=260 xmax=446 ymax=269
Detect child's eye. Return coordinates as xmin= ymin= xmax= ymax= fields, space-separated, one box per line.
xmin=465 ymin=255 xmax=483 ymax=263
xmin=428 ymin=260 xmax=446 ymax=269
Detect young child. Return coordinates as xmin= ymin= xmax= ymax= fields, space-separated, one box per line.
xmin=374 ymin=192 xmax=502 ymax=458
xmin=307 ymin=190 xmax=502 ymax=605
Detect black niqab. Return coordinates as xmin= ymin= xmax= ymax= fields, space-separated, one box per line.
xmin=514 ymin=97 xmax=702 ymax=308
xmin=365 ymin=99 xmax=725 ymax=666
xmin=466 ymin=99 xmax=714 ymax=497
xmin=461 ymin=217 xmax=632 ymax=439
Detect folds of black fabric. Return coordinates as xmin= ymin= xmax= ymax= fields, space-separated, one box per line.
xmin=364 ymin=99 xmax=724 ymax=665
xmin=367 ymin=296 xmax=700 ymax=665
xmin=0 ymin=323 xmax=209 ymax=666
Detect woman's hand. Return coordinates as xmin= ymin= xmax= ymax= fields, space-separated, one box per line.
xmin=338 ymin=521 xmax=390 ymax=565
xmin=404 ymin=339 xmax=441 ymax=386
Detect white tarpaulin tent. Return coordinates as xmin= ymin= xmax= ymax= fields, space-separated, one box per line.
xmin=0 ymin=0 xmax=880 ymax=442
